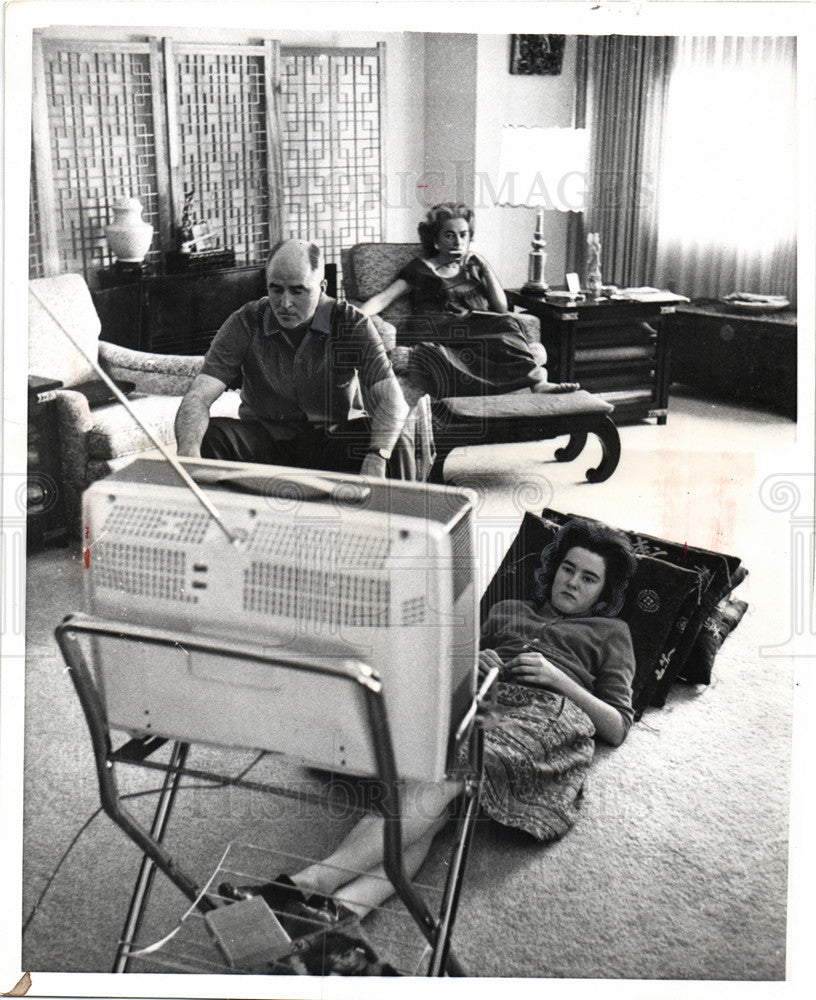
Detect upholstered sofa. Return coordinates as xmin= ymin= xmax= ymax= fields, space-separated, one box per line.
xmin=29 ymin=274 xmax=241 ymax=533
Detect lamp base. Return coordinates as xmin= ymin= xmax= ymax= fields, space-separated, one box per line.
xmin=525 ymin=243 xmax=548 ymax=296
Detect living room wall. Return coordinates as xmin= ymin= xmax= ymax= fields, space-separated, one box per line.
xmin=474 ymin=34 xmax=579 ymax=290
xmin=421 ymin=33 xmax=479 ymax=211
xmin=418 ymin=32 xmax=579 ymax=288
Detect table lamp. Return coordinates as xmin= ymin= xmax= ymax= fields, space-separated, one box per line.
xmin=496 ymin=125 xmax=588 ymax=295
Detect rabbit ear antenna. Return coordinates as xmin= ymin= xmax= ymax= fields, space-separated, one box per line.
xmin=29 ymin=285 xmax=238 ymax=545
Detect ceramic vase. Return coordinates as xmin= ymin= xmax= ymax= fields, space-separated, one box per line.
xmin=105 ymin=197 xmax=154 ymax=262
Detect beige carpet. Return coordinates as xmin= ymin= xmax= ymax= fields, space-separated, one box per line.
xmin=18 ymin=392 xmax=796 ymax=985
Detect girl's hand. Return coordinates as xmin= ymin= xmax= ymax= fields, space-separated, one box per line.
xmin=478 ymin=648 xmax=505 ymax=682
xmin=505 ymin=652 xmax=565 ymax=691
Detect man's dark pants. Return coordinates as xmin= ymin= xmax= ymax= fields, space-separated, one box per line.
xmin=200 ymin=417 xmax=378 ymax=473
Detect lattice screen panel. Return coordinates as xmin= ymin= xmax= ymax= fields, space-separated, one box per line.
xmin=279 ymin=48 xmax=383 ymax=290
xmin=29 ymin=148 xmax=45 ymax=278
xmin=39 ymin=42 xmax=161 ymax=278
xmin=173 ymin=49 xmax=271 ymax=265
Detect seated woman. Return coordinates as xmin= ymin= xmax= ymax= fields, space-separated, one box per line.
xmin=219 ymin=518 xmax=636 ymax=961
xmin=358 ymin=202 xmax=579 ymax=399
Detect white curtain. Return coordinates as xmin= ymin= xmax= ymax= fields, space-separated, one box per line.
xmin=653 ymin=36 xmax=797 ymax=302
xmin=583 ymin=35 xmax=673 ymax=288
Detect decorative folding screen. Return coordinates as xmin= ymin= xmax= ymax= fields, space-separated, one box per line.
xmin=278 ymin=47 xmax=384 ymax=290
xmin=167 ymin=41 xmax=279 ymax=267
xmin=32 ymin=38 xmax=163 ymax=278
xmin=29 ymin=149 xmax=45 ymax=279
xmin=30 ymin=35 xmax=385 ymax=288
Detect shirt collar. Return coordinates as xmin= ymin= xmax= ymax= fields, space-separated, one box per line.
xmin=263 ymin=293 xmax=334 ymax=338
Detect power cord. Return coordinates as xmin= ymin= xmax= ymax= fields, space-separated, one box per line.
xmin=23 ymin=752 xmax=267 ymax=934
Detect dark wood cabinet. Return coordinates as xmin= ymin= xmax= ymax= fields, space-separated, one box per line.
xmin=91 ymin=262 xmax=340 ymax=357
xmin=669 ymin=303 xmax=797 ymax=420
xmin=506 ymin=291 xmax=677 ymax=424
xmin=92 ymin=265 xmax=268 ymax=355
xmin=27 ymin=377 xmax=68 ymax=551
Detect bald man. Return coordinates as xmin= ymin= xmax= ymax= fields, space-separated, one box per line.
xmin=175 ymin=240 xmax=410 ymax=478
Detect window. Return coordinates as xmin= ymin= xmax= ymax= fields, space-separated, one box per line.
xmin=654 ymin=36 xmax=797 ymax=300
xmin=657 ymin=36 xmax=796 ymax=256
xmin=582 ymin=34 xmax=797 ymax=301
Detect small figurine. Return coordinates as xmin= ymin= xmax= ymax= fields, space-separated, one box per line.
xmin=586 ymin=232 xmax=603 ymax=300
xmin=179 ymin=188 xmax=196 ymax=252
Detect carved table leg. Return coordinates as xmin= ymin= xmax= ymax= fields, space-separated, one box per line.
xmin=585 ymin=416 xmax=621 ymax=483
xmin=554 ymin=432 xmax=588 ymax=463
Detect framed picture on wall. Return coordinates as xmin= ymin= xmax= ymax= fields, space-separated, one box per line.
xmin=509 ymin=34 xmax=566 ymax=75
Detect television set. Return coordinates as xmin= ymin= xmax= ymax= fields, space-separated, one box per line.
xmin=81 ymin=456 xmax=478 ymax=782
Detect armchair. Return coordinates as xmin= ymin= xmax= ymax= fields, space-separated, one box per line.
xmin=341 ymin=242 xmax=545 ymax=364
xmin=340 ymin=244 xmax=622 ymax=484
xmin=28 ymin=274 xmax=239 ymax=533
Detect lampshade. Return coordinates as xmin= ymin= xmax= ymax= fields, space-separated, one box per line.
xmin=496 ymin=125 xmax=588 ymax=212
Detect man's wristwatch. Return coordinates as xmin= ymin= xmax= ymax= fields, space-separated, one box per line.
xmin=368 ymin=448 xmax=390 ymax=462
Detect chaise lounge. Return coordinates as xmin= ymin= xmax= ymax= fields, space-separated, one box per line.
xmin=341 ymin=242 xmax=622 ymax=484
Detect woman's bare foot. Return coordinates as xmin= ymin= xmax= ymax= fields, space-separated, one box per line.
xmin=531 ymin=380 xmax=580 ymax=394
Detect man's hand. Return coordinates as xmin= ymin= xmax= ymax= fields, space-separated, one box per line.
xmin=505 ymin=651 xmax=565 ymax=691
xmin=360 ymin=453 xmax=388 ymax=478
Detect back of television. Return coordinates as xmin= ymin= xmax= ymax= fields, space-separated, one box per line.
xmin=58 ymin=611 xmax=489 ymax=977
xmin=56 ymin=459 xmax=494 ymax=977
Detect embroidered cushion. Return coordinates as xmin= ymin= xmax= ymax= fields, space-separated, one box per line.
xmin=679 ymin=597 xmax=749 ymax=685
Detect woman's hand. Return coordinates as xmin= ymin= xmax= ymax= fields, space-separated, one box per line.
xmin=478 ymin=648 xmax=505 ymax=682
xmin=463 ymin=251 xmax=508 ymax=312
xmin=505 ymin=652 xmax=566 ymax=691
xmin=463 ymin=251 xmax=486 ymax=276
xmin=358 ymin=278 xmax=410 ymax=317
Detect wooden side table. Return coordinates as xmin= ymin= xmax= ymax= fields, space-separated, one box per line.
xmin=27 ymin=376 xmax=68 ymax=551
xmin=669 ymin=302 xmax=797 ymax=420
xmin=506 ymin=290 xmax=679 ymax=424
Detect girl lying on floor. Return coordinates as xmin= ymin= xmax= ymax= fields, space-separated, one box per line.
xmin=219 ymin=518 xmax=637 ymax=970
